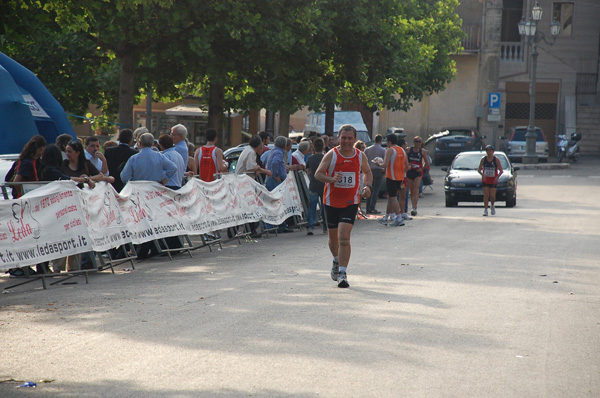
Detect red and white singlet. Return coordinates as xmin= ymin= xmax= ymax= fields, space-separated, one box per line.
xmin=323 ymin=147 xmax=363 ymax=208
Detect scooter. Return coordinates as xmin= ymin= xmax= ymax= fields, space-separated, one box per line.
xmin=556 ymin=132 xmax=581 ymax=163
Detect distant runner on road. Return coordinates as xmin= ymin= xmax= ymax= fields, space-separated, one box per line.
xmin=478 ymin=145 xmax=503 ymax=216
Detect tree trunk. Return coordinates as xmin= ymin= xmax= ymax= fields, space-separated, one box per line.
xmin=145 ymin=84 xmax=153 ymax=134
xmin=325 ymin=102 xmax=335 ymax=136
xmin=248 ymin=109 xmax=259 ymax=135
xmin=265 ymin=110 xmax=275 ymax=136
xmin=118 ymin=50 xmax=137 ymax=129
xmin=208 ymin=81 xmax=224 ymax=133
xmin=278 ymin=108 xmax=290 ymax=137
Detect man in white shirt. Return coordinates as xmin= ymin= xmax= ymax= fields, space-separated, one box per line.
xmin=235 ymin=135 xmax=272 ymax=177
xmin=291 ymin=140 xmax=310 ymax=169
xmin=85 ymin=136 xmax=109 ymax=175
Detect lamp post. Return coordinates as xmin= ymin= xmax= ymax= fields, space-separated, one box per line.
xmin=518 ymin=2 xmax=560 ymax=163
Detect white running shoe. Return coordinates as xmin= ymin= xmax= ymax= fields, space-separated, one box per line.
xmin=410 ymin=208 xmax=417 ymax=216
xmin=331 ymin=259 xmax=339 ymax=281
xmin=391 ymin=218 xmax=405 ymax=226
xmin=401 ymin=213 xmax=412 ymax=220
xmin=337 ymin=270 xmax=349 ymax=288
xmin=491 ymin=206 xmax=496 ymax=216
xmin=379 ymin=217 xmax=388 ymax=226
xmin=483 ymin=209 xmax=488 ymax=216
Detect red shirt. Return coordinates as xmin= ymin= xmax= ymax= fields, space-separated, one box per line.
xmin=198 ymin=146 xmax=218 ymax=182
xmin=323 ymin=147 xmax=362 ymax=208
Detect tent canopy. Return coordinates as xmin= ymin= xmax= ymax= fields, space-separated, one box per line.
xmin=0 ymin=52 xmax=75 ymax=155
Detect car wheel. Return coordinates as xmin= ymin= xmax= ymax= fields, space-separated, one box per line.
xmin=506 ymin=193 xmax=516 ymax=208
xmin=445 ymin=196 xmax=457 ymax=207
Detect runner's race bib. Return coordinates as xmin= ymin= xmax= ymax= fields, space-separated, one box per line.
xmin=484 ymin=167 xmax=496 ymax=177
xmin=334 ymin=172 xmax=356 ymax=188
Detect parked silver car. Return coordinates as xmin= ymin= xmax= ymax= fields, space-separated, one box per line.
xmin=501 ymin=126 xmax=549 ymax=162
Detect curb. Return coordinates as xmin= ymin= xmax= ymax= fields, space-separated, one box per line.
xmin=513 ymin=162 xmax=570 ymax=170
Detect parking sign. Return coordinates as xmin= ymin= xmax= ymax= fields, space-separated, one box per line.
xmin=489 ymin=92 xmax=501 ymax=109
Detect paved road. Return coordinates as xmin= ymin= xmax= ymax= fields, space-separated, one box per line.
xmin=1 ymin=157 xmax=599 ymax=397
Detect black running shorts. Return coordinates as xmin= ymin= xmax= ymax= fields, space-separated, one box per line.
xmin=386 ymin=178 xmax=404 ymax=196
xmin=324 ymin=204 xmax=359 ymax=229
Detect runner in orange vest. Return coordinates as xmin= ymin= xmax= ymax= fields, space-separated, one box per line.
xmin=195 ymin=128 xmax=227 ymax=182
xmin=315 ymin=124 xmax=373 ymax=288
xmin=379 ymin=133 xmax=409 ymax=226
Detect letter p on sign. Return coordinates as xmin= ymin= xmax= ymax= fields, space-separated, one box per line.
xmin=489 ymin=92 xmax=501 ymax=109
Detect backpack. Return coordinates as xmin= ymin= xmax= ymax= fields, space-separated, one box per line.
xmin=4 ymin=160 xmax=20 ymax=182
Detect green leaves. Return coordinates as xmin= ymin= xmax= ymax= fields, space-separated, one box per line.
xmin=2 ymin=0 xmax=464 ymax=125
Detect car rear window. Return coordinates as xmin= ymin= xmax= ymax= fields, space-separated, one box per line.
xmin=447 ymin=130 xmax=473 ymax=137
xmin=512 ymin=129 xmax=545 ymax=142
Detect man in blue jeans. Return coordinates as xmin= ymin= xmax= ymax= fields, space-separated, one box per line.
xmin=305 ymin=137 xmax=327 ymax=235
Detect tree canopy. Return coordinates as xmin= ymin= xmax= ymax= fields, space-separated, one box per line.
xmin=1 ymin=0 xmax=464 ymax=130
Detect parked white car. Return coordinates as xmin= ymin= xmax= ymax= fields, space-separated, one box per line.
xmin=303 ymin=110 xmax=371 ymax=144
xmin=501 ymin=126 xmax=549 ymax=162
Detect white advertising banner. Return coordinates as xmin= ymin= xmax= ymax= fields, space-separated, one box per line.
xmin=0 ymin=173 xmax=302 ymax=271
xmin=79 ymin=183 xmax=132 ymax=252
xmin=0 ymin=181 xmax=93 ymax=271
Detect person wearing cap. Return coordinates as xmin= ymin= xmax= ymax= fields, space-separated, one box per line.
xmin=477 ymin=145 xmax=503 ymax=216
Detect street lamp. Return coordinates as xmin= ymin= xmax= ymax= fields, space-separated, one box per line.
xmin=518 ymin=2 xmax=560 ymax=163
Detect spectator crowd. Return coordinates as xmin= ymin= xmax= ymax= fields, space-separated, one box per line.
xmin=3 ymin=126 xmax=429 ymax=278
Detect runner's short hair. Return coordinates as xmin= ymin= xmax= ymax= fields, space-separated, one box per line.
xmin=338 ymin=124 xmax=356 ymax=138
xmin=386 ymin=133 xmax=397 ymax=145
xmin=205 ymin=128 xmax=217 ymax=142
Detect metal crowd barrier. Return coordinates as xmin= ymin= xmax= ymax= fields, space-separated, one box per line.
xmin=1 ymin=171 xmax=315 ymax=291
xmin=1 ymin=181 xmax=50 ymax=200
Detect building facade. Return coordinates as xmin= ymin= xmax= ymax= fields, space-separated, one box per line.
xmin=377 ymin=0 xmax=600 ymax=156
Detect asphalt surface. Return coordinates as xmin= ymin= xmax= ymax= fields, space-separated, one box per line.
xmin=1 ymin=156 xmax=599 ymax=397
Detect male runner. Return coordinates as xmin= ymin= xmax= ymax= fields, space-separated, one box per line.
xmin=379 ymin=133 xmax=409 ymax=226
xmin=195 ymin=128 xmax=226 ymax=182
xmin=315 ymin=124 xmax=373 ymax=288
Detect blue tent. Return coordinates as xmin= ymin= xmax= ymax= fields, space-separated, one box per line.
xmin=0 ymin=52 xmax=75 ymax=155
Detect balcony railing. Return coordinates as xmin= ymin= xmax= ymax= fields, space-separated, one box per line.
xmin=576 ymin=73 xmax=598 ymax=95
xmin=462 ymin=24 xmax=481 ymax=52
xmin=500 ymin=42 xmax=524 ymax=62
